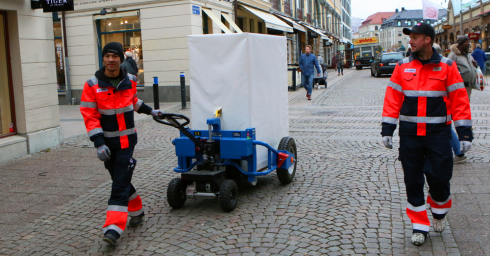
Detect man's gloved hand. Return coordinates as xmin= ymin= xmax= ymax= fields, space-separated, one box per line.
xmin=382 ymin=136 xmax=393 ymax=149
xmin=150 ymin=109 xmax=163 ymax=118
xmin=97 ymin=145 xmax=111 ymax=161
xmin=460 ymin=141 xmax=472 ymax=154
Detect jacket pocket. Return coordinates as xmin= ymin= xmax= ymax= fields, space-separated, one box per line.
xmin=96 ymin=92 xmax=109 ymax=101
xmin=403 ymin=73 xmax=415 ymax=81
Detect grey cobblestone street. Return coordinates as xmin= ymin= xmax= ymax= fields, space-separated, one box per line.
xmin=1 ymin=68 xmax=490 ymax=255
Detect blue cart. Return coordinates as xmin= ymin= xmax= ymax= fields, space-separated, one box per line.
xmin=154 ymin=113 xmax=297 ymax=212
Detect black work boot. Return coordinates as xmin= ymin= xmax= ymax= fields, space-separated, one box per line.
xmin=102 ymin=231 xmax=118 ymax=246
xmin=129 ymin=213 xmax=144 ymax=228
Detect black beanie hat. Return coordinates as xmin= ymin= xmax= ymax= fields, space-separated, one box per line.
xmin=102 ymin=42 xmax=124 ymax=61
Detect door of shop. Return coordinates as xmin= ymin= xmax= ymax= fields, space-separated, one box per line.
xmin=0 ymin=12 xmax=16 ymax=137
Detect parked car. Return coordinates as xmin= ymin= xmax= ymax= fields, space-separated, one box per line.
xmin=371 ymin=52 xmax=404 ymax=77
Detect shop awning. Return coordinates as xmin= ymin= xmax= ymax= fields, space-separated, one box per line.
xmin=202 ymin=8 xmax=232 ymax=34
xmin=221 ymin=13 xmax=243 ymax=33
xmin=477 ymin=10 xmax=490 ymax=16
xmin=93 ymin=11 xmax=139 ymax=20
xmin=302 ymin=23 xmax=329 ymax=40
xmin=241 ymin=5 xmax=293 ymax=33
xmin=274 ymin=14 xmax=306 ymax=32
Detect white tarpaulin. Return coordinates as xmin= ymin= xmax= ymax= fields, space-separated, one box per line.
xmin=241 ymin=6 xmax=293 ymax=33
xmin=188 ymin=33 xmax=289 ymax=170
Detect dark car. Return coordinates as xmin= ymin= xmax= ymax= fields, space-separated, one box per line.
xmin=371 ymin=52 xmax=404 ymax=77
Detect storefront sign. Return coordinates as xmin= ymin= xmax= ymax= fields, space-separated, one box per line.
xmin=442 ymin=25 xmax=452 ymax=30
xmin=468 ymin=32 xmax=480 ymax=40
xmin=352 ymin=37 xmax=378 ymax=45
xmin=192 ymin=5 xmax=200 ymax=15
xmin=41 ymin=0 xmax=74 ymax=12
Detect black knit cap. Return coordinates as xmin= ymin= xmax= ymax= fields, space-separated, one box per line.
xmin=102 ymin=42 xmax=124 ymax=61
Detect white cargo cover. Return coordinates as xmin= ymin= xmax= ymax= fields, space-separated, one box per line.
xmin=188 ymin=33 xmax=289 ymax=170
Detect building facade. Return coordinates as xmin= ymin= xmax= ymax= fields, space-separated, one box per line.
xmin=379 ymin=8 xmax=446 ymax=52
xmin=0 ymin=1 xmax=62 ymax=162
xmin=357 ymin=12 xmax=394 ymax=40
xmin=433 ymin=0 xmax=490 ymax=53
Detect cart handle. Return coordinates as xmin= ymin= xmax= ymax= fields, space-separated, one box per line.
xmin=153 ymin=113 xmax=201 ymax=147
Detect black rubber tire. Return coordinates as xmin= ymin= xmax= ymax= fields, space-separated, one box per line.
xmin=277 ymin=137 xmax=297 ymax=185
xmin=375 ymin=68 xmax=381 ymax=77
xmin=219 ymin=179 xmax=238 ymax=212
xmin=167 ymin=178 xmax=186 ymax=209
xmin=371 ymin=67 xmax=374 ymax=76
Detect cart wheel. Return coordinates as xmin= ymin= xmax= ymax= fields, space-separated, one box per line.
xmin=167 ymin=178 xmax=186 ymax=209
xmin=277 ymin=137 xmax=297 ymax=185
xmin=219 ymin=179 xmax=238 ymax=212
xmin=371 ymin=67 xmax=374 ymax=76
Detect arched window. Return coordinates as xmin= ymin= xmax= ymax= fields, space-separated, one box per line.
xmin=397 ymin=21 xmax=401 ymax=26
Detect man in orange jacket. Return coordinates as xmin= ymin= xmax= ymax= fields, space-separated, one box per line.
xmin=80 ymin=42 xmax=162 ymax=245
xmin=381 ymin=24 xmax=472 ymax=246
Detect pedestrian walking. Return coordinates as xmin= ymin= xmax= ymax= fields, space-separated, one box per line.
xmin=331 ymin=54 xmax=337 ymax=70
xmin=317 ymin=51 xmax=324 ymax=65
xmin=298 ymin=45 xmax=321 ymax=101
xmin=448 ymin=36 xmax=478 ymax=101
xmin=80 ymin=42 xmax=163 ymax=246
xmin=336 ymin=50 xmax=344 ymax=75
xmin=381 ymin=23 xmax=473 ymax=246
xmin=406 ymin=48 xmax=412 ymax=57
xmin=471 ymin=43 xmax=487 ymax=72
xmin=122 ymin=51 xmax=139 ymax=76
xmin=434 ymin=43 xmax=467 ymax=163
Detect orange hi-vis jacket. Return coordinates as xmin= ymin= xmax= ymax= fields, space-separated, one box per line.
xmin=381 ymin=50 xmax=473 ymax=141
xmin=80 ymin=68 xmax=152 ymax=149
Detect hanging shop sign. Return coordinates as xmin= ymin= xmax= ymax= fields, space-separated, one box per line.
xmin=41 ymin=0 xmax=74 ymax=12
xmin=468 ymin=32 xmax=480 ymax=40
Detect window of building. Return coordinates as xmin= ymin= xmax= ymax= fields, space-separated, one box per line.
xmin=398 ymin=31 xmax=402 ymax=36
xmin=0 ymin=12 xmax=15 ymax=137
xmin=53 ymin=21 xmax=65 ymax=91
xmin=202 ymin=11 xmax=212 ymax=34
xmin=249 ymin=19 xmax=254 ymax=33
xmin=398 ymin=41 xmax=402 ymax=46
xmin=375 ymin=26 xmax=378 ymax=30
xmin=237 ymin=17 xmax=244 ymax=31
xmin=97 ymin=15 xmax=144 ymax=85
xmin=407 ymin=20 xmax=411 ymax=26
xmin=258 ymin=21 xmax=263 ymax=33
xmin=397 ymin=21 xmax=401 ymax=26
xmin=426 ymin=20 xmax=430 ymax=24
xmin=221 ymin=15 xmax=229 ymax=34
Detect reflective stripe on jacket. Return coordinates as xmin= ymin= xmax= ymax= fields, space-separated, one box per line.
xmin=381 ymin=49 xmax=473 ymax=141
xmin=80 ymin=69 xmax=152 ymax=149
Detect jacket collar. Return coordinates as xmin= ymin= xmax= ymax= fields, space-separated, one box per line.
xmin=95 ymin=67 xmax=132 ymax=91
xmin=411 ymin=47 xmax=442 ymax=64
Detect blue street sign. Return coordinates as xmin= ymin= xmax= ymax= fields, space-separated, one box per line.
xmin=192 ymin=5 xmax=200 ymax=15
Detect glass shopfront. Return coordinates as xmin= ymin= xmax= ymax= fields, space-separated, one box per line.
xmin=53 ymin=21 xmax=66 ymax=91
xmin=97 ymin=15 xmax=144 ymax=84
xmin=0 ymin=12 xmax=15 ymax=136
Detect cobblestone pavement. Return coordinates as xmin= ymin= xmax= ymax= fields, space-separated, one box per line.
xmin=0 ymin=68 xmax=489 ymax=255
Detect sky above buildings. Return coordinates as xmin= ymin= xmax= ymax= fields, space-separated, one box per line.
xmin=351 ymin=0 xmax=449 ymax=19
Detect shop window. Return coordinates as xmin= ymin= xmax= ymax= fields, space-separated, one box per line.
xmin=0 ymin=12 xmax=15 ymax=137
xmin=202 ymin=11 xmax=212 ymax=34
xmin=221 ymin=15 xmax=229 ymax=33
xmin=53 ymin=21 xmax=65 ymax=91
xmin=97 ymin=16 xmax=144 ymax=85
xmin=237 ymin=17 xmax=244 ymax=31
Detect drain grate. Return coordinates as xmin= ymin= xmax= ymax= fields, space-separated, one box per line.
xmin=311 ymin=111 xmax=342 ymax=116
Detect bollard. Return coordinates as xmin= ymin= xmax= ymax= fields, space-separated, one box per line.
xmin=292 ymin=68 xmax=297 ymax=91
xmin=180 ymin=72 xmax=186 ymax=109
xmin=153 ymin=76 xmax=159 ymax=110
